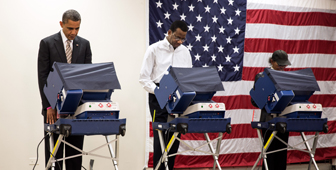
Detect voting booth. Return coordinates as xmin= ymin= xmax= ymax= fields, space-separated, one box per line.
xmin=250 ymin=68 xmax=328 ymax=170
xmin=44 ymin=62 xmax=125 ymax=170
xmin=152 ymin=66 xmax=231 ymax=170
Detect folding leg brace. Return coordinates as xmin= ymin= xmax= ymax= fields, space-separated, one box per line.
xmin=154 ymin=130 xmax=223 ymax=170
xmin=251 ymin=129 xmax=320 ymax=170
xmin=45 ymin=134 xmax=120 ymax=170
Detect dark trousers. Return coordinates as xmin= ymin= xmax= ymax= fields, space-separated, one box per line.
xmin=149 ymin=93 xmax=180 ymax=170
xmin=262 ymin=128 xmax=289 ymax=170
xmin=44 ymin=116 xmax=84 ymax=170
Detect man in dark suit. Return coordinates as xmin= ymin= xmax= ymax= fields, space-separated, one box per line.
xmin=38 ymin=9 xmax=92 ymax=170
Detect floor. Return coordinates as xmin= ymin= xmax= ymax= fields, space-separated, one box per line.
xmin=146 ymin=163 xmax=333 ymax=170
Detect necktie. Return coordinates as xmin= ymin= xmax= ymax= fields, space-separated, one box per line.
xmin=66 ymin=40 xmax=72 ymax=63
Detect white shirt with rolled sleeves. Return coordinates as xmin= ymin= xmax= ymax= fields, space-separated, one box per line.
xmin=139 ymin=37 xmax=192 ymax=94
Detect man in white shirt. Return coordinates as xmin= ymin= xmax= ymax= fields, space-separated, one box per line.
xmin=139 ymin=20 xmax=192 ymax=170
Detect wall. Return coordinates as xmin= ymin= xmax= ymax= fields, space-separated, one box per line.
xmin=0 ymin=0 xmax=147 ymax=169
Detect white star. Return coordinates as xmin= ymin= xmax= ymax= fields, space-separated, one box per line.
xmin=234 ymin=64 xmax=240 ymax=72
xmin=225 ymin=55 xmax=231 ymax=62
xmin=197 ymin=0 xmax=202 ymax=2
xmin=196 ymin=14 xmax=202 ymax=22
xmin=195 ymin=53 xmax=201 ymax=61
xmin=164 ymin=11 xmax=171 ymax=19
xmin=203 ymin=63 xmax=209 ymax=67
xmin=229 ymin=0 xmax=234 ymax=6
xmin=234 ymin=27 xmax=240 ymax=35
xmin=180 ymin=13 xmax=186 ymax=21
xmin=204 ymin=25 xmax=210 ymax=32
xmin=173 ymin=2 xmax=179 ymax=10
xmin=219 ymin=26 xmax=225 ymax=34
xmin=226 ymin=36 xmax=232 ymax=44
xmin=195 ymin=34 xmax=202 ymax=41
xmin=220 ymin=7 xmax=226 ymax=14
xmin=235 ymin=8 xmax=242 ymax=16
xmin=233 ymin=46 xmax=239 ymax=53
xmin=218 ymin=45 xmax=224 ymax=52
xmin=204 ymin=5 xmax=211 ymax=13
xmin=188 ymin=23 xmax=194 ymax=31
xmin=156 ymin=1 xmax=162 ymax=8
xmin=164 ymin=32 xmax=168 ymax=37
xmin=188 ymin=4 xmax=195 ymax=12
xmin=218 ymin=64 xmax=223 ymax=71
xmin=214 ymin=0 xmax=218 ymax=3
xmin=211 ymin=35 xmax=217 ymax=42
xmin=212 ymin=15 xmax=218 ymax=23
xmin=156 ymin=20 xmax=163 ymax=28
xmin=187 ymin=43 xmax=193 ymax=51
xmin=203 ymin=44 xmax=209 ymax=52
xmin=227 ymin=17 xmax=233 ymax=25
xmin=211 ymin=54 xmax=216 ymax=61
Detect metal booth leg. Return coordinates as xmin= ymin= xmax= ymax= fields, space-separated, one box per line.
xmin=204 ymin=133 xmax=222 ymax=170
xmin=262 ymin=131 xmax=277 ymax=170
xmin=155 ymin=130 xmax=178 ymax=170
xmin=155 ymin=130 xmax=168 ymax=170
xmin=301 ymin=132 xmax=319 ymax=170
xmin=45 ymin=134 xmax=64 ymax=170
xmin=252 ymin=130 xmax=277 ymax=170
xmin=252 ymin=129 xmax=264 ymax=170
xmin=106 ymin=135 xmax=119 ymax=170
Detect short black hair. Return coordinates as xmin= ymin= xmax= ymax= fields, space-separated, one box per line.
xmin=170 ymin=20 xmax=188 ymax=32
xmin=62 ymin=9 xmax=81 ymax=24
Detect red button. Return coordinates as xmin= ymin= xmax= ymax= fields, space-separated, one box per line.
xmin=107 ymin=103 xmax=111 ymax=107
xmin=313 ymin=104 xmax=316 ymax=109
xmin=306 ymin=105 xmax=310 ymax=109
xmin=209 ymin=104 xmax=213 ymax=108
xmin=215 ymin=104 xmax=219 ymax=108
xmin=98 ymin=103 xmax=103 ymax=108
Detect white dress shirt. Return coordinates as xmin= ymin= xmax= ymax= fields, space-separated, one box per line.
xmin=60 ymin=29 xmax=73 ymax=53
xmin=139 ymin=37 xmax=192 ymax=94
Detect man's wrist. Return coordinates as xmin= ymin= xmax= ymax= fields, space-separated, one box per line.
xmin=47 ymin=106 xmax=52 ymax=110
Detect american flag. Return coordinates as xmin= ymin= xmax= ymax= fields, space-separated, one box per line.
xmin=146 ymin=0 xmax=336 ymax=168
xmin=149 ymin=0 xmax=245 ymax=81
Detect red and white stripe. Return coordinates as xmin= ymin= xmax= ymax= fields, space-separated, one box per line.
xmin=146 ymin=0 xmax=336 ymax=168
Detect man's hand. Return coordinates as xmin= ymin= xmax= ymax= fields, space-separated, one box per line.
xmin=46 ymin=108 xmax=57 ymax=124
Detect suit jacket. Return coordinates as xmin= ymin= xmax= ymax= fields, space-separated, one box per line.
xmin=38 ymin=32 xmax=92 ymax=116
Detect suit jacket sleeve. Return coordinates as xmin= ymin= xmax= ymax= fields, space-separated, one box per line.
xmin=37 ymin=39 xmax=51 ymax=111
xmin=84 ymin=40 xmax=92 ymax=64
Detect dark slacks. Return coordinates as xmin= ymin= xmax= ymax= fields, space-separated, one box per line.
xmin=260 ymin=110 xmax=289 ymax=170
xmin=43 ymin=116 xmax=84 ymax=170
xmin=149 ymin=93 xmax=180 ymax=170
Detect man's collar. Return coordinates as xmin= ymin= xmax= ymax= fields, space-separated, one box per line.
xmin=60 ymin=29 xmax=72 ymax=43
xmin=164 ymin=36 xmax=180 ymax=50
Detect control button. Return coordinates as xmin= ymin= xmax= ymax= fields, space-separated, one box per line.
xmin=209 ymin=104 xmax=213 ymax=108
xmin=98 ymin=103 xmax=103 ymax=108
xmin=313 ymin=104 xmax=316 ymax=109
xmin=107 ymin=103 xmax=112 ymax=107
xmin=215 ymin=104 xmax=219 ymax=108
xmin=306 ymin=105 xmax=310 ymax=109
